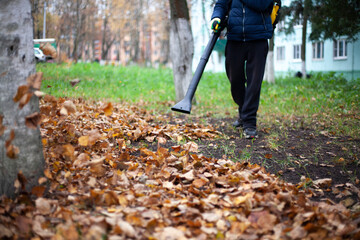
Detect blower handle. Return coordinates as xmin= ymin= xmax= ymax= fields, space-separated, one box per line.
xmin=171 ymin=16 xmax=228 ymax=114
xmin=184 ymin=31 xmax=221 ymax=101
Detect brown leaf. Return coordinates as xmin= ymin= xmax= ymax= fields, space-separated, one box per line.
xmin=35 ymin=197 xmax=52 ymax=215
xmin=154 ymin=227 xmax=185 ymax=240
xmin=183 ymin=141 xmax=198 ymax=152
xmin=341 ymin=198 xmax=355 ymax=208
xmin=32 ymin=216 xmax=54 ymax=238
xmin=157 ymin=137 xmax=167 ymax=144
xmin=145 ymin=135 xmax=156 ymax=142
xmin=313 ymin=178 xmax=332 ymax=188
xmin=193 ymin=178 xmax=208 ymax=188
xmin=60 ymin=107 xmax=69 ymax=116
xmin=62 ymin=144 xmax=75 ymax=161
xmin=88 ymin=129 xmax=102 ymax=145
xmin=25 ymin=112 xmax=42 ymax=129
xmin=288 ymin=225 xmax=307 ymax=239
xmin=180 ymin=170 xmax=195 ymax=181
xmin=31 ymin=185 xmax=46 ymax=197
xmin=70 ymin=78 xmax=81 ymax=87
xmin=19 ymin=92 xmax=33 ymax=109
xmin=171 ymin=145 xmax=181 ymax=152
xmin=89 ymin=157 xmax=106 ymax=177
xmin=13 ymin=85 xmax=29 ymax=102
xmin=0 ymin=224 xmax=13 ymax=238
xmin=115 ymin=220 xmax=136 ymax=238
xmin=104 ymin=191 xmax=119 ymax=206
xmin=229 ymin=221 xmax=251 ymax=234
xmin=62 ymin=100 xmax=76 ymax=114
xmin=163 ymin=181 xmax=174 ymax=190
xmin=6 ymin=144 xmax=19 ymax=159
xmin=73 ymin=153 xmax=91 ymax=167
xmin=55 ymin=222 xmax=79 ymax=240
xmin=34 ymin=90 xmax=46 ymax=97
xmin=15 ymin=216 xmax=32 ymax=237
xmin=27 ymin=72 xmax=43 ymax=90
xmin=103 ymin=102 xmax=113 ymax=116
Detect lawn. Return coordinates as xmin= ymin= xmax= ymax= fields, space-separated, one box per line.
xmin=37 ymin=62 xmax=360 ymax=137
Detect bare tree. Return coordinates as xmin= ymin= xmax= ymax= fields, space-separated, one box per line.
xmin=0 ymin=0 xmax=44 ymax=197
xmin=169 ymin=0 xmax=194 ymax=102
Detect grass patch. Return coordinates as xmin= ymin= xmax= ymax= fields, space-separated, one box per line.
xmin=37 ymin=63 xmax=360 ymax=137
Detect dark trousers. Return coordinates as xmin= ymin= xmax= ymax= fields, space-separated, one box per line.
xmin=225 ymin=39 xmax=268 ymax=129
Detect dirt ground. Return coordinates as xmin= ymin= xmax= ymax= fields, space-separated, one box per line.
xmin=155 ymin=114 xmax=360 ymax=208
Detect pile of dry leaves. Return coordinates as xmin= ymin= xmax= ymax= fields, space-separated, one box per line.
xmin=0 ymin=97 xmax=359 ymax=239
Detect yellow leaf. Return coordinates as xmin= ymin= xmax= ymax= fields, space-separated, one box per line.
xmin=78 ymin=136 xmax=89 ymax=146
xmin=233 ymin=192 xmax=254 ymax=205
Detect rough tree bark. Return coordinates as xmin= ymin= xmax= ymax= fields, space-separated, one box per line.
xmin=301 ymin=14 xmax=307 ymax=79
xmin=301 ymin=0 xmax=311 ymax=79
xmin=169 ymin=0 xmax=194 ymax=102
xmin=0 ymin=0 xmax=44 ymax=198
xmin=264 ymin=37 xmax=275 ymax=84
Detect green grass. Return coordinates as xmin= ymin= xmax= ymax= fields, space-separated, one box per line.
xmin=37 ymin=63 xmax=360 ymax=137
xmin=38 ymin=63 xmax=174 ymax=105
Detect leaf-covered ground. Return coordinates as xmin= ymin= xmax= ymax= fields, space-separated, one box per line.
xmin=1 ymin=97 xmax=359 ymax=239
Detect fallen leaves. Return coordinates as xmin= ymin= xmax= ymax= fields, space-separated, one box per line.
xmin=25 ymin=112 xmax=42 ymax=129
xmin=5 ymin=129 xmax=19 ymax=159
xmin=0 ymin=96 xmax=359 ymax=239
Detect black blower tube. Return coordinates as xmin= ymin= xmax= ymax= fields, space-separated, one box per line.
xmin=171 ymin=31 xmax=221 ymax=114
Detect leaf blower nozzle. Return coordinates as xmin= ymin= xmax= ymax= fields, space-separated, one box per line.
xmin=171 ymin=98 xmax=192 ymax=114
xmin=171 ymin=31 xmax=221 ymax=114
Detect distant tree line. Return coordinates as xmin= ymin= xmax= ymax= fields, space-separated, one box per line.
xmin=30 ymin=0 xmax=170 ymax=64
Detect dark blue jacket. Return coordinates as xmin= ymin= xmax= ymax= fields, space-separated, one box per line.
xmin=211 ymin=0 xmax=274 ymax=41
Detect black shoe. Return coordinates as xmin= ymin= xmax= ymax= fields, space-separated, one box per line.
xmin=243 ymin=128 xmax=258 ymax=139
xmin=232 ymin=119 xmax=243 ymax=128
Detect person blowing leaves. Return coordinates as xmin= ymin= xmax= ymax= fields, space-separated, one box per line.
xmin=210 ymin=0 xmax=274 ymax=139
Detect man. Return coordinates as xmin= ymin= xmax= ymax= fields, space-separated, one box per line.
xmin=210 ymin=0 xmax=274 ymax=139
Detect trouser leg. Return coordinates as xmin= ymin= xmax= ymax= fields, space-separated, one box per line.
xmin=241 ymin=40 xmax=268 ymax=128
xmin=225 ymin=40 xmax=247 ymax=119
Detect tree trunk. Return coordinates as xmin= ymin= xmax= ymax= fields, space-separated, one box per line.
xmin=72 ymin=0 xmax=81 ymax=62
xmin=265 ymin=37 xmax=275 ymax=83
xmin=301 ymin=0 xmax=310 ymax=79
xmin=301 ymin=17 xmax=307 ymax=79
xmin=169 ymin=0 xmax=194 ymax=102
xmin=0 ymin=0 xmax=44 ymax=198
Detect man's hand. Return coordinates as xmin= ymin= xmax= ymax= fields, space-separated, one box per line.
xmin=210 ymin=18 xmax=221 ymax=32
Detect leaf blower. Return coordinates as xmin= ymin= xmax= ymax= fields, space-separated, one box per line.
xmin=171 ymin=18 xmax=227 ymax=114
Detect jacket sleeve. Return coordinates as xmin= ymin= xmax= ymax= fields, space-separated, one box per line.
xmin=211 ymin=0 xmax=231 ymax=21
xmin=241 ymin=0 xmax=273 ymax=12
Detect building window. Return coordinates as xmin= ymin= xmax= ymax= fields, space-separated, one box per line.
xmin=276 ymin=46 xmax=285 ymax=60
xmin=334 ymin=39 xmax=347 ymax=59
xmin=293 ymin=44 xmax=301 ymax=60
xmin=312 ymin=41 xmax=324 ymax=60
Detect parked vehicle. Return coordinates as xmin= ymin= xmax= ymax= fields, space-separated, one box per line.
xmin=34 ymin=48 xmax=46 ymax=62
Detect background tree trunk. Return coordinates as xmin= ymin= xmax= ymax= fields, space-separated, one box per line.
xmin=301 ymin=14 xmax=307 ymax=79
xmin=0 ymin=0 xmax=44 ymax=198
xmin=169 ymin=0 xmax=194 ymax=102
xmin=264 ymin=37 xmax=275 ymax=83
xmin=301 ymin=0 xmax=311 ymax=79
